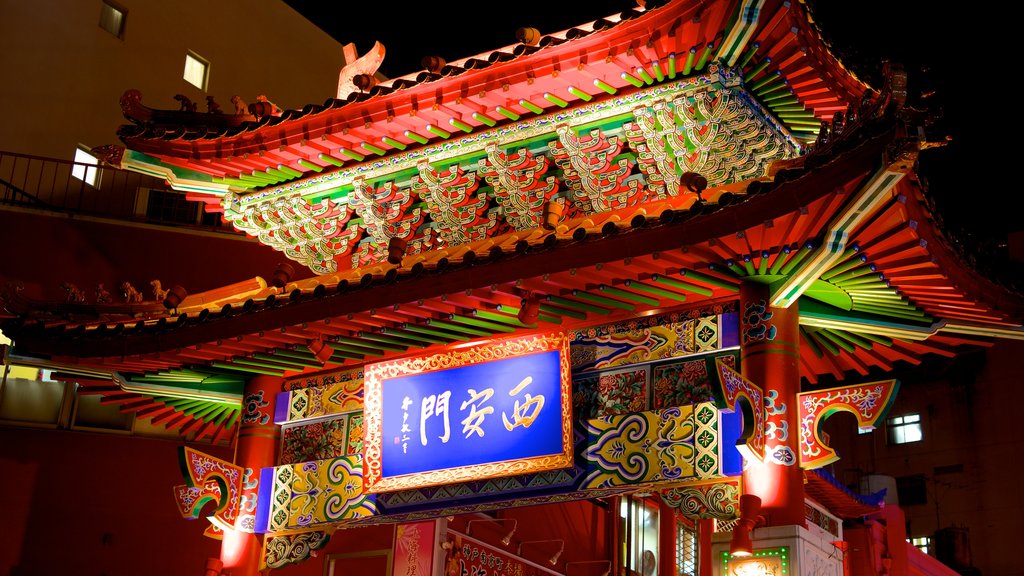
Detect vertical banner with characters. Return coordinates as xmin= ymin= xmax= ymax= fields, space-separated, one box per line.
xmin=393 ymin=521 xmax=438 ymax=576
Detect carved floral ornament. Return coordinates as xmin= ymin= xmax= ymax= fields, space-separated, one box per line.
xmin=221 ymin=81 xmax=797 ymax=276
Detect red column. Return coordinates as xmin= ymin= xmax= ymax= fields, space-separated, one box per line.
xmin=220 ymin=375 xmax=282 ymax=575
xmin=697 ymin=518 xmax=714 ymax=576
xmin=739 ymin=283 xmax=805 ymax=527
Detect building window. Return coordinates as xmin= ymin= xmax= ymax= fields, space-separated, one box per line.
xmin=99 ymin=1 xmax=126 ymax=38
xmin=620 ymin=496 xmax=659 ymax=576
xmin=909 ymin=536 xmax=932 ymax=555
xmin=896 ymin=474 xmax=928 ymax=506
xmin=184 ymin=51 xmax=209 ymax=91
xmin=72 ymin=146 xmax=100 ymax=187
xmin=676 ymin=519 xmax=697 ymax=576
xmin=887 ymin=413 xmax=922 ymax=444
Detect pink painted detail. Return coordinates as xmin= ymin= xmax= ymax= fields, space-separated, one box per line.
xmin=714 ymin=358 xmax=765 ymax=462
xmin=797 ymin=380 xmax=900 ymax=469
xmin=174 ymin=446 xmax=244 ymax=533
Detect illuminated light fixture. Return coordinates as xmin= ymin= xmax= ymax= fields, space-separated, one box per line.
xmin=729 ymin=494 xmax=766 ymax=557
xmin=517 ymin=540 xmax=565 ymax=565
xmin=308 ymin=337 xmax=334 ymax=366
xmin=549 ymin=541 xmax=564 ymax=566
xmin=466 ymin=518 xmax=518 ymax=547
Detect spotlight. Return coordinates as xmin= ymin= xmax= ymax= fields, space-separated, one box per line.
xmin=729 ymin=494 xmax=766 ymax=557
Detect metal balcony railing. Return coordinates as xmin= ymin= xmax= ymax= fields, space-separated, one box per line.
xmin=0 ymin=149 xmax=232 ymax=232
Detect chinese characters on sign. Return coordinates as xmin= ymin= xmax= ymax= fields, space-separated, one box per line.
xmin=382 ymin=351 xmax=562 ymax=478
xmin=363 ymin=333 xmax=573 ymax=493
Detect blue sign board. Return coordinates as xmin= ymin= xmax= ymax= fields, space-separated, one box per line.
xmin=381 ymin=350 xmax=562 ymax=477
xmin=363 ymin=333 xmax=573 ymax=493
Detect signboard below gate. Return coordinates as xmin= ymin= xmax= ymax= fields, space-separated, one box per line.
xmin=362 ymin=332 xmax=573 ymax=493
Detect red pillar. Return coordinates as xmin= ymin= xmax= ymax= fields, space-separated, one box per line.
xmin=697 ymin=518 xmax=714 ymax=576
xmin=739 ymin=283 xmax=805 ymax=527
xmin=220 ymin=375 xmax=282 ymax=576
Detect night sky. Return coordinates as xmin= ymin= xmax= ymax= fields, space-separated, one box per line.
xmin=282 ymin=0 xmax=1007 ymax=264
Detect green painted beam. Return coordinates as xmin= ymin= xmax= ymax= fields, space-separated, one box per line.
xmin=447 ymin=313 xmax=517 ymax=333
xmin=400 ymin=323 xmax=469 ymax=340
xmin=334 ymin=335 xmax=403 ymax=352
xmin=381 ymin=326 xmax=451 ymax=345
xmin=597 ymin=284 xmax=660 ymax=307
xmin=547 ymin=295 xmax=611 ymax=315
xmin=210 ymin=361 xmax=284 ymax=377
xmin=471 ymin=309 xmax=536 ymax=328
xmin=425 ymin=318 xmax=491 ymax=337
xmin=622 ymin=280 xmax=688 ymax=302
xmin=494 ymin=304 xmax=562 ymax=325
xmin=571 ymin=289 xmax=635 ymax=311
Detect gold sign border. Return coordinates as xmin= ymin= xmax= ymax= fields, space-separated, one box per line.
xmin=362 ymin=332 xmax=573 ymax=493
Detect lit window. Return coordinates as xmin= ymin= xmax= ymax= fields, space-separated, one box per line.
xmin=676 ymin=519 xmax=697 ymax=576
xmin=99 ymin=1 xmax=126 ymax=38
xmin=620 ymin=496 xmax=659 ymax=576
xmin=183 ymin=51 xmax=209 ymax=91
xmin=909 ymin=536 xmax=931 ymax=555
xmin=72 ymin=146 xmax=100 ymax=187
xmin=887 ymin=413 xmax=922 ymax=444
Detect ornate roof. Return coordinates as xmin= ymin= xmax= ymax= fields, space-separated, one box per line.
xmin=2 ymin=0 xmax=1021 ymax=441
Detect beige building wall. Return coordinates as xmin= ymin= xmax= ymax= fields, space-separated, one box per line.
xmin=0 ymin=0 xmax=345 ymax=160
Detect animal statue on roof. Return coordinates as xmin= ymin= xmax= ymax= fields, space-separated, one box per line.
xmin=231 ymin=95 xmax=247 ymax=115
xmin=336 ymin=41 xmax=386 ymax=100
xmin=151 ymin=279 xmax=169 ymax=302
xmin=121 ymin=281 xmax=143 ymax=304
xmin=95 ymin=283 xmax=112 ymax=304
xmin=206 ymin=96 xmax=222 ymax=114
xmin=60 ymin=282 xmax=86 ymax=303
xmin=174 ymin=94 xmax=197 ymax=113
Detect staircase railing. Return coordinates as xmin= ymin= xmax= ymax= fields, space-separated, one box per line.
xmin=0 ymin=150 xmax=231 ymax=232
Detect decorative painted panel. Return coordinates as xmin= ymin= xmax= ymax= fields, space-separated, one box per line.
xmin=173 ymin=447 xmax=243 ymax=533
xmin=262 ymin=530 xmax=332 ymax=570
xmin=797 ymin=380 xmax=899 ymax=469
xmin=652 ymin=357 xmax=716 ymax=409
xmin=662 ymin=478 xmax=741 ymax=520
xmin=283 ymin=366 xmax=363 ymax=392
xmin=713 ymin=358 xmax=765 ymax=463
xmin=573 ymin=366 xmax=649 ymax=419
xmin=570 ymin=309 xmax=737 ymax=373
xmin=582 ymin=407 xmax=695 ymax=488
xmin=275 ymin=377 xmax=363 ymax=424
xmin=259 ymin=455 xmax=377 ymax=532
xmin=280 ymin=416 xmax=350 ymax=464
